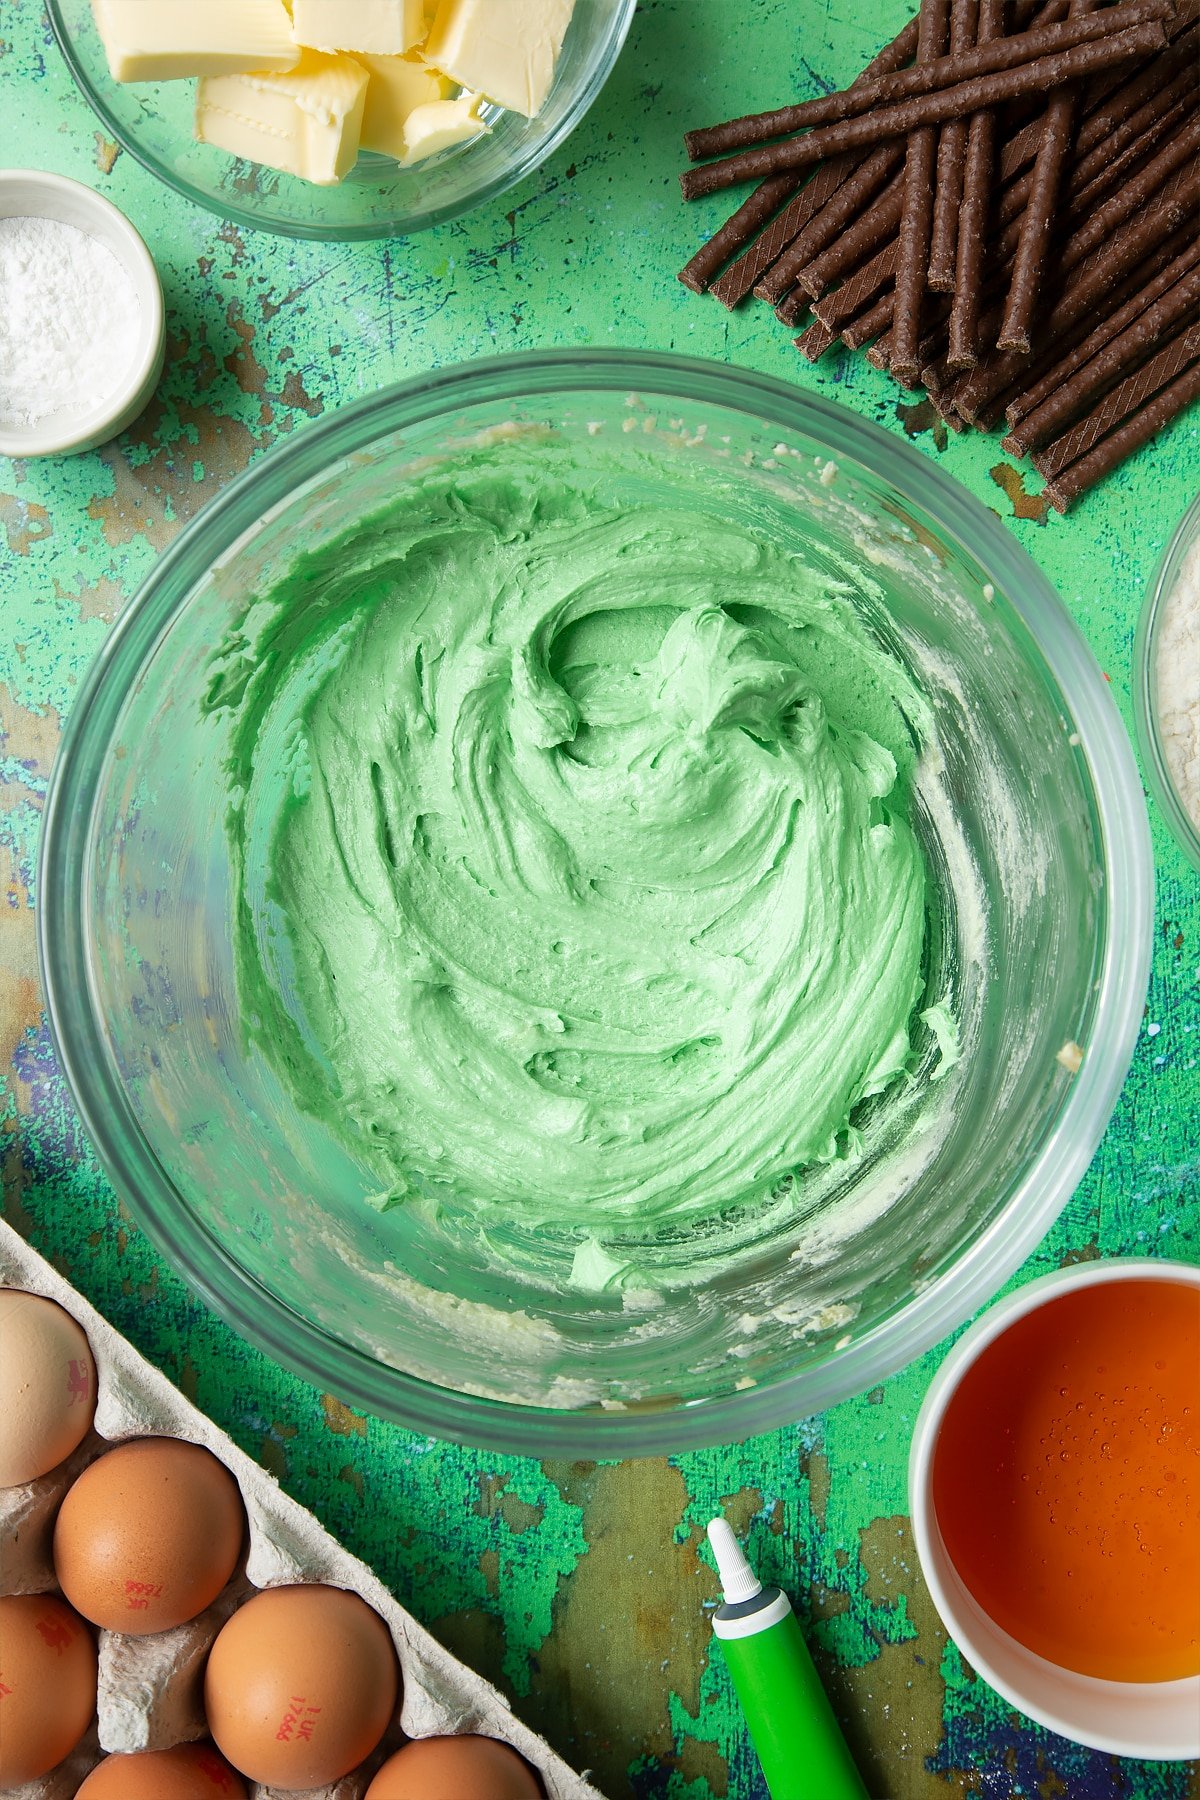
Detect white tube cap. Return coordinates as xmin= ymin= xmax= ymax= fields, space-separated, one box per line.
xmin=707 ymin=1515 xmax=762 ymax=1605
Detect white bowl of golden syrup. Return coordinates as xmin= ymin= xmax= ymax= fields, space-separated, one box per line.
xmin=910 ymin=1258 xmax=1200 ymax=1759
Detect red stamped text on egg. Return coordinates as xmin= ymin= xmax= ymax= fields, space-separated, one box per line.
xmin=67 ymin=1358 xmax=91 ymax=1405
xmin=195 ymin=1747 xmax=237 ymax=1791
xmin=0 ymin=1677 xmax=13 ymax=1698
xmin=37 ymin=1612 xmax=82 ymax=1648
xmin=275 ymin=1695 xmax=322 ymax=1742
xmin=124 ymin=1579 xmax=166 ymax=1610
xmin=36 ymin=1610 xmax=79 ymax=1653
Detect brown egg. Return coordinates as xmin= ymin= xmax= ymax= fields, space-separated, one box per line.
xmin=365 ymin=1735 xmax=543 ymax=1799
xmin=0 ymin=1593 xmax=97 ymax=1785
xmin=0 ymin=1289 xmax=96 ymax=1487
xmin=53 ymin=1437 xmax=245 ymax=1634
xmin=205 ymin=1584 xmax=399 ymax=1789
xmin=75 ymin=1742 xmax=249 ymax=1799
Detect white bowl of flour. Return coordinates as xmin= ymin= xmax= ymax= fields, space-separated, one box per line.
xmin=0 ymin=168 xmax=164 ymax=459
xmin=1136 ymin=493 xmax=1200 ymax=872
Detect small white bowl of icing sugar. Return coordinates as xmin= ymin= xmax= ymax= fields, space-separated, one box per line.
xmin=0 ymin=168 xmax=165 ymax=459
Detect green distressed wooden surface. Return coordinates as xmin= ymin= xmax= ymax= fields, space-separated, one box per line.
xmin=2 ymin=1 xmax=1198 ymax=1794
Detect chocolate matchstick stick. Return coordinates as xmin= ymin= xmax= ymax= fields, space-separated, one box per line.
xmin=892 ymin=0 xmax=950 ymax=379
xmin=928 ymin=121 xmax=969 ymax=291
xmin=993 ymin=109 xmax=1200 ymax=285
xmin=1054 ymin=111 xmax=1200 ymax=277
xmin=1003 ymin=261 xmax=1200 ymax=455
xmin=1067 ymin=67 xmax=1197 ymax=208
xmin=999 ymin=0 xmax=1098 ymax=355
xmin=794 ymin=319 xmax=839 ymax=361
xmin=928 ymin=383 xmax=970 ymax=429
xmin=775 ymin=285 xmax=810 ymax=326
xmin=708 ymin=153 xmax=880 ymax=307
xmin=708 ymin=159 xmax=851 ymax=307
xmin=814 ymin=243 xmax=899 ymax=330
xmin=795 ymin=172 xmax=906 ymax=300
xmin=954 ymin=158 xmax=1199 ymax=416
xmin=678 ymin=174 xmax=803 ymax=294
xmin=980 ymin=228 xmax=1200 ymax=428
xmin=682 ymin=0 xmax=1170 ymax=161
xmin=1042 ymin=360 xmax=1200 ymax=510
xmin=866 ymin=331 xmax=893 ymax=370
xmin=915 ymin=325 xmax=956 ymax=387
xmin=1074 ymin=25 xmax=1199 ymax=154
xmin=1005 ymin=232 xmax=1200 ymax=426
xmin=948 ymin=0 xmax=1005 ymax=369
xmin=921 ymin=348 xmax=956 ymax=392
xmin=679 ymin=25 xmax=1167 ymax=201
xmin=689 ymin=0 xmax=1090 ymax=302
xmin=980 ymin=46 xmax=1161 ymax=246
xmin=869 ymin=303 xmax=952 ymax=382
xmin=840 ymin=289 xmax=897 ymax=349
xmin=686 ymin=11 xmax=926 ymax=299
xmin=1008 ymin=21 xmax=1198 ymax=231
xmin=910 ymin=46 xmax=1173 ymax=376
xmin=751 ymin=146 xmax=902 ymax=305
xmin=928 ymin=0 xmax=978 ymax=290
xmin=915 ymin=303 xmax=956 ymax=372
xmin=1070 ymin=15 xmax=1199 ymax=150
xmin=1033 ymin=321 xmax=1200 ymax=479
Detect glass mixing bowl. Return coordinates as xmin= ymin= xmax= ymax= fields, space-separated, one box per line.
xmin=39 ymin=352 xmax=1153 ymax=1453
xmin=46 ymin=0 xmax=634 ymax=239
xmin=1134 ymin=491 xmax=1200 ymax=871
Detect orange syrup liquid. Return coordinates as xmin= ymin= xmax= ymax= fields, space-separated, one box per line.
xmin=932 ymin=1278 xmax=1200 ymax=1682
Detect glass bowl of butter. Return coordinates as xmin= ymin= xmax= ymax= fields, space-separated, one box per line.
xmin=47 ymin=0 xmax=635 ymax=239
xmin=39 ymin=351 xmax=1153 ymax=1454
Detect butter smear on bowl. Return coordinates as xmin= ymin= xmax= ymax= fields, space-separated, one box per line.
xmin=90 ymin=0 xmax=576 ymax=179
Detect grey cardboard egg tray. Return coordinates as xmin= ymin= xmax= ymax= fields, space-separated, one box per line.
xmin=0 ymin=1221 xmax=601 ymax=1800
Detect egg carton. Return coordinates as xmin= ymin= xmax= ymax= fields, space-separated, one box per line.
xmin=0 ymin=1221 xmax=602 ymax=1800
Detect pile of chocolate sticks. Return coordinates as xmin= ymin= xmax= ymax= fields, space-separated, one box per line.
xmin=679 ymin=0 xmax=1199 ymax=510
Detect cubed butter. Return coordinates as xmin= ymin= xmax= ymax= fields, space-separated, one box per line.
xmin=290 ymin=0 xmax=425 ymax=55
xmin=196 ymin=51 xmax=369 ymax=186
xmin=422 ymin=0 xmax=574 ymax=117
xmin=402 ymin=91 xmax=487 ymax=164
xmin=91 ymin=0 xmax=299 ymax=82
xmin=358 ymin=54 xmax=453 ymax=158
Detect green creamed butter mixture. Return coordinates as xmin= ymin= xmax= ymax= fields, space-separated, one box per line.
xmin=207 ymin=442 xmax=943 ymax=1287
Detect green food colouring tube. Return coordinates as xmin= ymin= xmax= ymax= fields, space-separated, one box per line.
xmin=708 ymin=1517 xmax=868 ymax=1800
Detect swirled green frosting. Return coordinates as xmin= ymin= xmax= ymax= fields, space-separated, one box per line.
xmin=209 ymin=442 xmax=933 ymax=1282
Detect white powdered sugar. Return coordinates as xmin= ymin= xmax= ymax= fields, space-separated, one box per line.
xmin=0 ymin=214 xmax=142 ymax=429
xmin=1156 ymin=531 xmax=1200 ymax=832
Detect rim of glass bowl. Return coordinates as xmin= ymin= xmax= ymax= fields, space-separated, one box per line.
xmin=45 ymin=0 xmax=636 ymax=241
xmin=38 ymin=350 xmax=1154 ymax=1454
xmin=1133 ymin=490 xmax=1200 ymax=872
